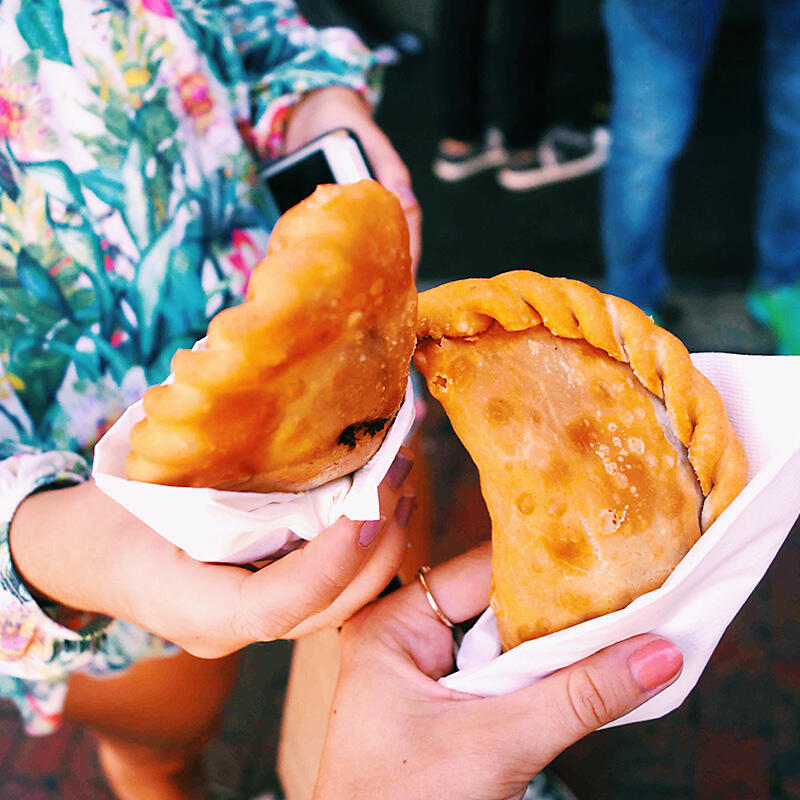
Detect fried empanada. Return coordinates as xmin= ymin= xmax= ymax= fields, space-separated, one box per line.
xmin=126 ymin=180 xmax=416 ymax=492
xmin=414 ymin=271 xmax=747 ymax=649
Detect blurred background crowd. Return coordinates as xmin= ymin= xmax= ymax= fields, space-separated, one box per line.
xmin=308 ymin=0 xmax=799 ymax=357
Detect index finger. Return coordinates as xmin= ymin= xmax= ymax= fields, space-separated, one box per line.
xmin=379 ymin=540 xmax=493 ymax=627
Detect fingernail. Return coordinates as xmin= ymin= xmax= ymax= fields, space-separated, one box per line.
xmin=394 ymin=494 xmax=417 ymax=527
xmin=386 ymin=452 xmax=413 ymax=489
xmin=359 ymin=515 xmax=387 ymax=548
xmin=394 ymin=184 xmax=418 ymax=209
xmin=629 ymin=639 xmax=683 ymax=690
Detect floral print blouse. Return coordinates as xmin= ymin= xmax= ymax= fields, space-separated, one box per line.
xmin=0 ymin=0 xmax=378 ymax=733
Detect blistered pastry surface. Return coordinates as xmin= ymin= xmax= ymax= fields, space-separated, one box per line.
xmin=414 ymin=271 xmax=747 ymax=649
xmin=126 ymin=180 xmax=416 ymax=491
xmin=416 ymin=271 xmax=746 ymax=530
xmin=418 ymin=325 xmax=703 ymax=648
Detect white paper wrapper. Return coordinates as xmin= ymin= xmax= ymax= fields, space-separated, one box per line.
xmin=93 ymin=380 xmax=415 ymax=563
xmin=441 ymin=353 xmax=800 ymax=727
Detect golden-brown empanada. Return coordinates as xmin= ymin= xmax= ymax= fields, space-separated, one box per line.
xmin=126 ymin=180 xmax=416 ymax=492
xmin=414 ymin=271 xmax=747 ymax=649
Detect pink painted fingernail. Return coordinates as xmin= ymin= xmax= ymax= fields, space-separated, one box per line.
xmin=386 ymin=452 xmax=413 ymax=489
xmin=359 ymin=515 xmax=387 ymax=548
xmin=394 ymin=184 xmax=418 ymax=208
xmin=629 ymin=639 xmax=683 ymax=690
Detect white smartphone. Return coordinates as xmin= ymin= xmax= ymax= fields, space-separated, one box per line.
xmin=261 ymin=128 xmax=374 ymax=214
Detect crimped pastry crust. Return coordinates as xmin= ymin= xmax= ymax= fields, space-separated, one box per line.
xmin=414 ymin=271 xmax=747 ymax=649
xmin=126 ymin=180 xmax=416 ymax=492
xmin=416 ymin=271 xmax=746 ymax=529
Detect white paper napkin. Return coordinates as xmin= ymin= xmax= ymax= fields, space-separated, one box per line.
xmin=440 ymin=353 xmax=800 ymax=728
xmin=93 ymin=380 xmax=415 ymax=563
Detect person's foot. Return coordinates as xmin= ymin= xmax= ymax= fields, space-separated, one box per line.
xmin=747 ymin=283 xmax=800 ymax=354
xmin=432 ymin=130 xmax=508 ymax=182
xmin=497 ymin=125 xmax=610 ymax=192
xmin=522 ymin=770 xmax=580 ymax=800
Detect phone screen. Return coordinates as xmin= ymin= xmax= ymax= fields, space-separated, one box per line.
xmin=266 ymin=149 xmax=337 ymax=214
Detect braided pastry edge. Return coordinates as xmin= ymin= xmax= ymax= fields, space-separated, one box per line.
xmin=415 ymin=271 xmax=748 ymax=530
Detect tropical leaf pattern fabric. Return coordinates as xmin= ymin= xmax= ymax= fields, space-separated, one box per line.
xmin=0 ymin=0 xmax=378 ymax=734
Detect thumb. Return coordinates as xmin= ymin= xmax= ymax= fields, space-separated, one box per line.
xmin=485 ymin=635 xmax=683 ymax=778
xmin=234 ymin=514 xmax=377 ymax=640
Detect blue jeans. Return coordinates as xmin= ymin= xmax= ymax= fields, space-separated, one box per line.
xmin=601 ymin=0 xmax=800 ymax=311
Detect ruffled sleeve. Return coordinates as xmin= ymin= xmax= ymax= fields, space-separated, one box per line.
xmin=0 ymin=444 xmax=112 ymax=682
xmin=221 ymin=0 xmax=381 ymax=157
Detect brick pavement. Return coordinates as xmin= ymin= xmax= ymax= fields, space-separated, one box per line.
xmin=0 ymin=638 xmax=293 ymax=800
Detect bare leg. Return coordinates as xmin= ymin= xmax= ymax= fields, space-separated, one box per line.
xmin=64 ymin=649 xmax=240 ymax=800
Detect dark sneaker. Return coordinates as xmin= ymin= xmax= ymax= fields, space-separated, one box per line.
xmin=497 ymin=125 xmax=610 ymax=192
xmin=522 ymin=770 xmax=580 ymax=800
xmin=747 ymin=283 xmax=800 ymax=354
xmin=432 ymin=129 xmax=508 ymax=182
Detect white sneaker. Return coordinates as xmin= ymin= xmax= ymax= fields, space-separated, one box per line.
xmin=432 ymin=129 xmax=509 ymax=182
xmin=497 ymin=126 xmax=610 ymax=192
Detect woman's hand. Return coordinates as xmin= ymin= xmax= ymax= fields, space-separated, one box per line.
xmin=283 ymin=86 xmax=422 ymax=272
xmin=9 ymin=450 xmax=416 ymax=658
xmin=314 ymin=543 xmax=684 ymax=800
